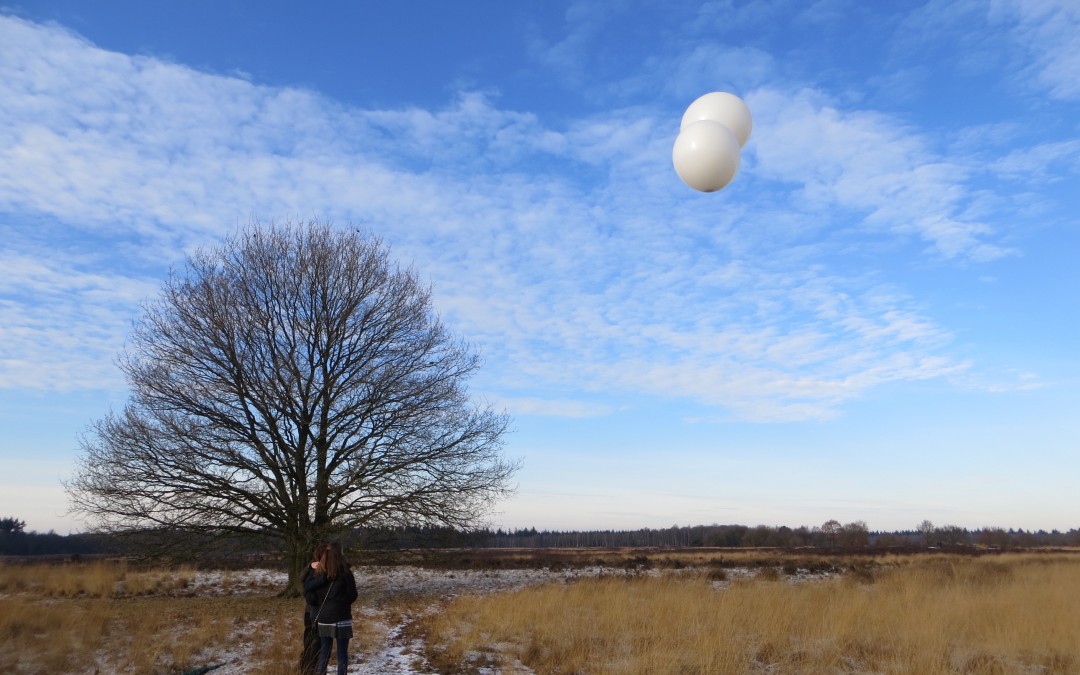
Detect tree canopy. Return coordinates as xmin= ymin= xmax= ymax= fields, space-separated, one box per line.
xmin=67 ymin=219 xmax=517 ymax=587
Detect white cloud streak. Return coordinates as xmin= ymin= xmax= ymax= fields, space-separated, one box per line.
xmin=0 ymin=14 xmax=1026 ymax=420
xmin=990 ymin=0 xmax=1080 ymax=100
xmin=904 ymin=0 xmax=1080 ymax=101
xmin=748 ymin=87 xmax=1012 ymax=261
xmin=0 ymin=243 xmax=155 ymax=390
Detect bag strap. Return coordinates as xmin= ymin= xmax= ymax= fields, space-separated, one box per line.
xmin=314 ymin=579 xmax=334 ymax=622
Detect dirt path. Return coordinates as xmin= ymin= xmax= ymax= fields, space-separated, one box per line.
xmin=351 ymin=615 xmax=436 ymax=674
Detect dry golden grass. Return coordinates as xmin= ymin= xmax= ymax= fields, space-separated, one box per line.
xmin=0 ymin=561 xmax=398 ymax=675
xmin=0 ymin=562 xmax=307 ymax=674
xmin=0 ymin=559 xmax=198 ymax=598
xmin=5 ymin=552 xmax=1079 ymax=674
xmin=420 ymin=553 xmax=1080 ymax=674
xmin=0 ymin=591 xmax=303 ymax=674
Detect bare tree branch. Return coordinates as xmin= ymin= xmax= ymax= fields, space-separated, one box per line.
xmin=66 ymin=219 xmax=518 ymax=588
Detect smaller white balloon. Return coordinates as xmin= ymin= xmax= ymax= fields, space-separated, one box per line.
xmin=680 ymin=92 xmax=752 ymax=148
xmin=672 ymin=120 xmax=741 ymax=192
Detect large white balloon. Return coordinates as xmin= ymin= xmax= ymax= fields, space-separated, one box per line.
xmin=672 ymin=120 xmax=741 ymax=192
xmin=680 ymin=92 xmax=752 ymax=148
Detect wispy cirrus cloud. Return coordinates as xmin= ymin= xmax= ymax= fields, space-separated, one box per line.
xmin=990 ymin=0 xmax=1080 ymax=100
xmin=991 ymin=139 xmax=1080 ymax=183
xmin=0 ymin=14 xmax=1027 ymax=420
xmin=902 ymin=0 xmax=1080 ymax=101
xmin=0 ymin=243 xmax=157 ymax=390
xmin=748 ymin=87 xmax=1013 ymax=261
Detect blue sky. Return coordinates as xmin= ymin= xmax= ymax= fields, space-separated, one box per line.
xmin=1 ymin=0 xmax=1078 ymax=535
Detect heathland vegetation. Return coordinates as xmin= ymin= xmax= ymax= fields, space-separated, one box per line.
xmin=421 ymin=551 xmax=1080 ymax=674
xmin=3 ymin=548 xmax=1079 ymax=674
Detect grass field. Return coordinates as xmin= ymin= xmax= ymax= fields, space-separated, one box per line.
xmin=419 ymin=552 xmax=1080 ymax=674
xmin=0 ymin=562 xmax=301 ymax=674
xmin=2 ymin=550 xmax=1078 ymax=674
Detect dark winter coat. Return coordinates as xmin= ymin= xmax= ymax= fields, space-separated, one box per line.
xmin=299 ymin=565 xmax=320 ymax=619
xmin=302 ymin=566 xmax=359 ymax=624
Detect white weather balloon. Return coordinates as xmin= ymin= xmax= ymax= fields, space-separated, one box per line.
xmin=671 ymin=120 xmax=741 ymax=193
xmin=679 ymin=91 xmax=752 ymax=148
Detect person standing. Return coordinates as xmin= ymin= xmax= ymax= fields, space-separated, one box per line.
xmin=299 ymin=543 xmax=329 ymax=675
xmin=303 ymin=542 xmax=359 ymax=675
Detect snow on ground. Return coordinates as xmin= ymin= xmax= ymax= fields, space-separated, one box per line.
xmin=173 ymin=564 xmax=836 ymax=674
xmin=187 ymin=565 xmax=660 ymax=674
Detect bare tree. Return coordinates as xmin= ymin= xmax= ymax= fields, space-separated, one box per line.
xmin=67 ymin=219 xmax=517 ymax=590
xmin=917 ymin=519 xmax=936 ymax=546
xmin=840 ymin=520 xmax=869 ymax=548
xmin=933 ymin=524 xmax=969 ymax=546
xmin=819 ymin=519 xmax=842 ymax=547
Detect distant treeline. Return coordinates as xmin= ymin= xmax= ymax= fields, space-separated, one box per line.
xmin=0 ymin=530 xmax=105 ymax=557
xmin=3 ymin=519 xmax=1079 ymax=558
xmin=472 ymin=523 xmax=1080 ymax=550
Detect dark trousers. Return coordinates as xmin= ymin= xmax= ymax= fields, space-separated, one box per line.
xmin=299 ymin=611 xmax=320 ymax=675
xmin=317 ymin=635 xmax=350 ymax=675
